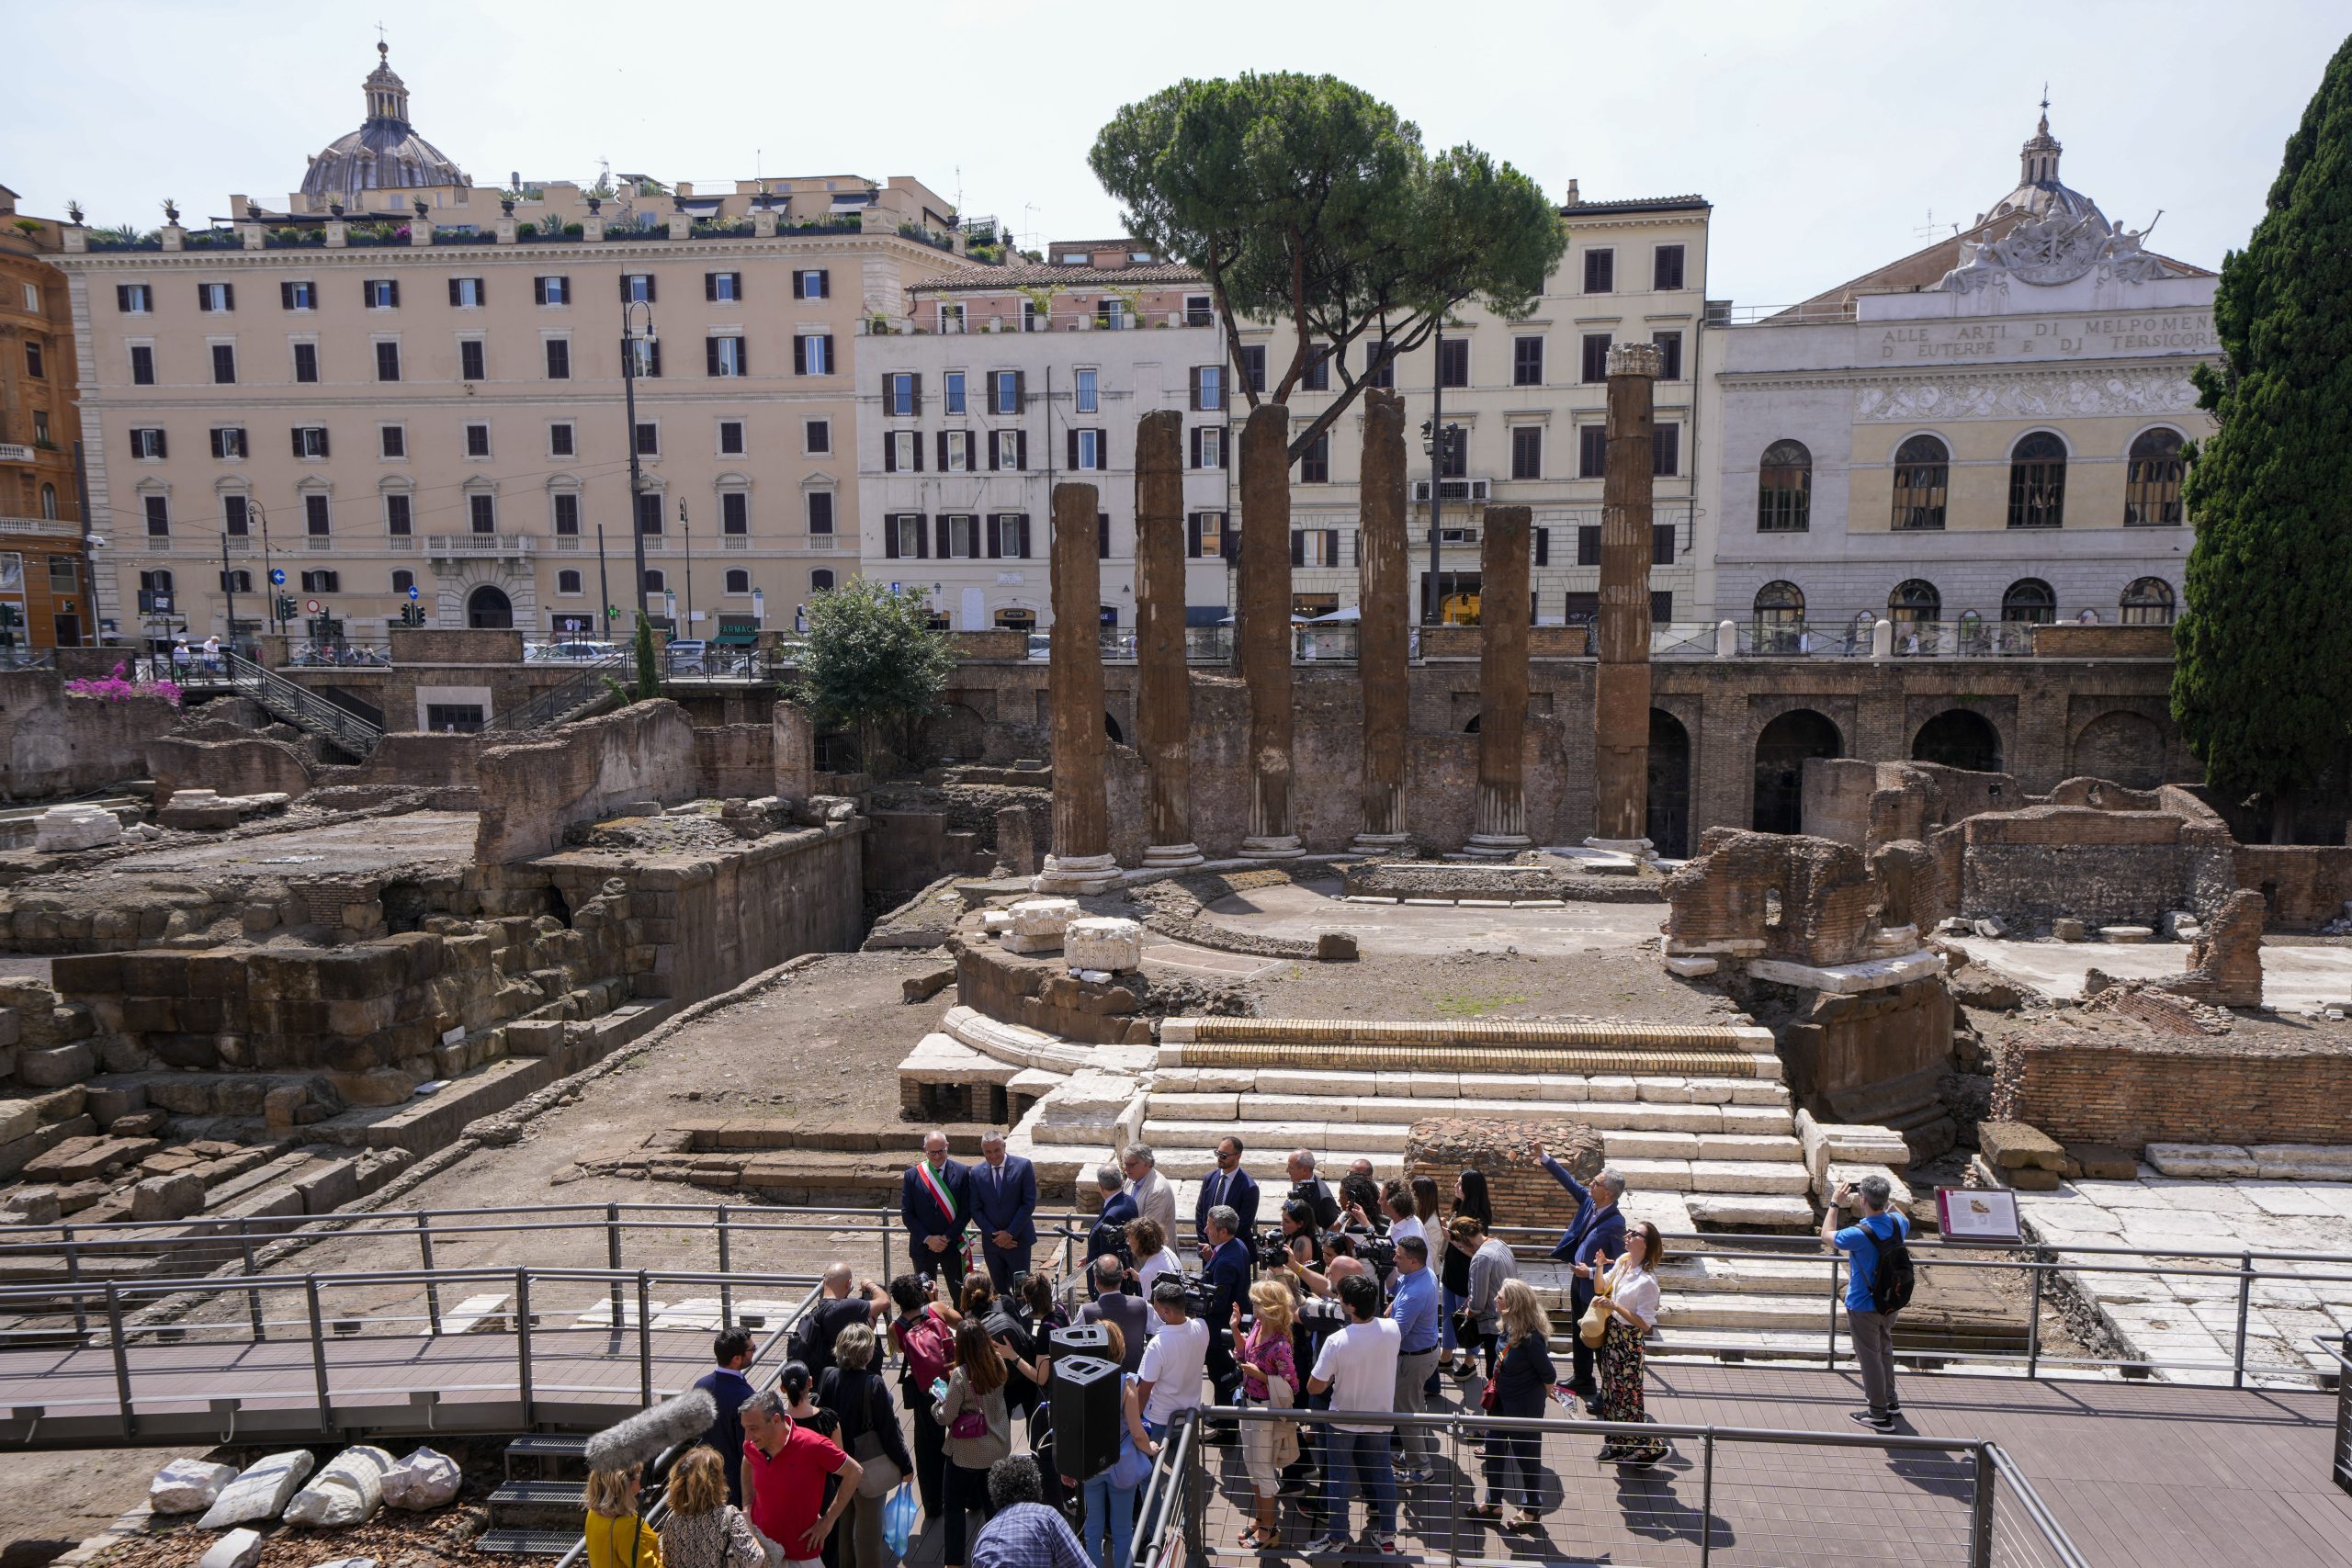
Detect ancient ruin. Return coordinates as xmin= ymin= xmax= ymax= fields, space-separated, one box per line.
xmin=1589 ymin=340 xmax=1661 ymax=856
xmin=1133 ymin=412 xmax=1201 ymax=869
xmin=1033 ymin=481 xmax=1120 ymax=895
xmin=1352 ymin=389 xmax=1411 ymax=852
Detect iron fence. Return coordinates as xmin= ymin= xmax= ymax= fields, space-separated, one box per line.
xmin=1132 ymin=1405 xmax=2088 ymax=1568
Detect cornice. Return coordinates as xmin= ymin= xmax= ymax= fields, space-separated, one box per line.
xmin=50 ymin=232 xmax=942 ymax=272
xmin=1715 ymin=354 xmax=2221 ymax=390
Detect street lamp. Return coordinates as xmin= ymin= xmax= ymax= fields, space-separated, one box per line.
xmin=678 ymin=497 xmax=692 ymax=638
xmin=1420 ymin=415 xmax=1464 ymax=623
xmin=620 ymin=296 xmax=656 ymax=627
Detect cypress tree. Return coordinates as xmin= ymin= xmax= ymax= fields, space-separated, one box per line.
xmin=633 ymin=614 xmax=660 ymax=701
xmin=2173 ymin=35 xmax=2352 ymax=840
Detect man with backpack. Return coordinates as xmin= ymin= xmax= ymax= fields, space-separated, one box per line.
xmin=1824 ymin=1173 xmax=1912 ymax=1432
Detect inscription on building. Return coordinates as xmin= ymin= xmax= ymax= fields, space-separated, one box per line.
xmin=1879 ymin=312 xmax=2214 ymax=360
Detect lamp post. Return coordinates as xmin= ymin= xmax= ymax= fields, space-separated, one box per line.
xmin=595 ymin=522 xmax=612 ymax=645
xmin=253 ymin=499 xmax=277 ymax=634
xmin=1420 ymin=416 xmax=1463 ymax=624
xmin=219 ymin=529 xmax=238 ymax=652
xmin=620 ymin=296 xmax=655 ymax=627
xmin=678 ymin=498 xmax=692 ymax=639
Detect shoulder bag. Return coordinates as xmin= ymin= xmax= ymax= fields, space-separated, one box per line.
xmin=854 ymin=1379 xmax=904 ymax=1498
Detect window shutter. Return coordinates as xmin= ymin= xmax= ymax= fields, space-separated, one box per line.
xmin=1325 ymin=529 xmax=1339 ymax=563
xmin=644 ymin=275 xmax=655 ymax=303
xmin=534 ymin=277 xmax=546 ymax=305
xmin=910 ymin=374 xmax=923 ymax=415
xmin=704 ymin=272 xmax=717 ymax=302
xmin=817 ymin=270 xmax=829 ymax=299
xmin=290 ymin=428 xmax=304 ymax=458
xmin=1189 ymin=427 xmax=1202 ymax=468
xmin=793 ymin=335 xmax=807 ymax=375
xmin=1098 ymin=513 xmax=1110 ymax=559
xmin=910 ymin=431 xmax=924 ymax=472
xmin=707 ymin=337 xmax=721 ymax=378
xmin=649 ymin=340 xmax=661 ymax=377
xmin=986 ymin=515 xmax=1001 ymax=558
xmin=1067 ymin=429 xmax=1079 ymax=470
xmin=1015 ymin=430 xmax=1027 ymax=471
xmin=1534 ymin=527 xmax=1550 ymax=567
xmin=820 ymin=334 xmax=834 ymax=371
xmin=450 ymin=277 xmax=465 ymax=307
xmin=366 ymin=278 xmax=377 ymax=308
xmin=883 ymin=371 xmax=894 ymax=409
xmin=197 ymin=283 xmax=210 ymax=311
xmin=1012 ymin=370 xmax=1025 ymax=410
xmin=1187 ymin=513 xmax=1202 ymax=558
xmin=222 ymin=282 xmax=235 ymax=310
xmin=913 ymin=514 xmax=930 ymax=558
xmin=884 ymin=436 xmax=897 ymax=474
xmin=1016 ymin=513 xmax=1032 ymax=558
xmin=1223 ymin=525 xmax=1239 ymax=562
xmin=987 ymin=433 xmax=1000 ymax=472
xmin=937 ymin=432 xmax=950 ymax=471
xmin=884 ymin=516 xmax=900 ymax=559
xmin=735 ymin=338 xmax=746 ymax=377
xmin=1189 ymin=367 xmax=1203 ymax=411
xmin=1291 ymin=530 xmax=1305 ymax=568
xmin=731 ymin=273 xmax=743 ymax=300
xmin=792 ymin=271 xmax=805 ymax=300
xmin=935 ymin=515 xmax=951 ymax=558
xmin=117 ymin=285 xmax=130 ymax=311
xmin=620 ymin=275 xmax=631 ymax=303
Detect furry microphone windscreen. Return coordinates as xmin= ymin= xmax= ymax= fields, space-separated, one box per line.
xmin=586 ymin=1387 xmax=718 ymax=1473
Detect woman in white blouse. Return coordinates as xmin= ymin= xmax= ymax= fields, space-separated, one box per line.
xmin=1593 ymin=1220 xmax=1669 ymax=1467
xmin=1125 ymin=1215 xmax=1183 ymax=1336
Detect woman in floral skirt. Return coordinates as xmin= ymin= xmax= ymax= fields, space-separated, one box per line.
xmin=1593 ymin=1221 xmax=1669 ymax=1468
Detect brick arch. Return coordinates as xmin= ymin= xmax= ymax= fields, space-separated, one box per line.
xmin=2070 ymin=709 xmax=2168 ymax=790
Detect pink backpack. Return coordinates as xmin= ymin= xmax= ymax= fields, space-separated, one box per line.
xmin=897 ymin=1309 xmax=955 ymax=1390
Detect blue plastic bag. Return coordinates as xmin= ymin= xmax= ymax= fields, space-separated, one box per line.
xmin=883 ymin=1482 xmax=918 ymax=1557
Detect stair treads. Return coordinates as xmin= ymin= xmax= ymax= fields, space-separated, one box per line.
xmin=1172 ymin=1043 xmax=1766 ymax=1077
xmin=1173 ymin=1017 xmax=1768 ymax=1051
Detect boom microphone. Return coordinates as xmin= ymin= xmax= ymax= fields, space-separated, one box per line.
xmin=586 ymin=1388 xmax=718 ymax=1473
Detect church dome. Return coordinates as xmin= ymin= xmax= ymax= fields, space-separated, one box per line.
xmin=1983 ymin=108 xmax=2102 ymax=226
xmin=300 ymin=42 xmax=470 ymax=208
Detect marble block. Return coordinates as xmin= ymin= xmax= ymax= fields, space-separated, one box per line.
xmin=34 ymin=804 xmax=122 ymax=852
xmin=1066 ymin=917 xmax=1144 ymax=974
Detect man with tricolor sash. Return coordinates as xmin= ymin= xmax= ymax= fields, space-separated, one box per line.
xmin=899 ymin=1127 xmax=974 ymax=1288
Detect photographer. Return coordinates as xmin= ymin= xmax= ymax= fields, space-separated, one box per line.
xmin=1285 ymin=1151 xmax=1341 ymax=1232
xmin=1338 ymin=1171 xmax=1387 ymax=1239
xmin=1083 ymin=1166 xmax=1136 ymax=1269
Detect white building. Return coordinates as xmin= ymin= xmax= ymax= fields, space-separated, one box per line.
xmin=854 ymin=243 xmax=1234 ymax=631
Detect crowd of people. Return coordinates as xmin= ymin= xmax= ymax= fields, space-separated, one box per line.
xmin=581 ymin=1133 xmax=1913 ymax=1567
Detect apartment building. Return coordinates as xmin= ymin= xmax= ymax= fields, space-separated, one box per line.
xmin=51 ymin=43 xmax=968 ymax=648
xmin=856 ymin=241 xmax=1233 ymax=631
xmin=1702 ymin=114 xmax=2215 ymax=645
xmin=0 ymin=185 xmax=95 ymax=649
xmin=1242 ymin=186 xmax=1713 ymax=627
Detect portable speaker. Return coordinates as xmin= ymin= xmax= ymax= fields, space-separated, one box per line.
xmin=1050 ymin=1353 xmax=1123 ymax=1483
xmin=1050 ymin=1321 xmax=1112 ymax=1359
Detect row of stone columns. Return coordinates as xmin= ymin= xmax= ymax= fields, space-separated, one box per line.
xmin=1035 ymin=352 xmax=1659 ymax=890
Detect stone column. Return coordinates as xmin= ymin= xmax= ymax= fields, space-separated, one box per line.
xmin=1589 ymin=341 xmax=1661 ymax=856
xmin=1134 ymin=411 xmax=1201 ymax=867
xmin=1034 ymin=481 xmax=1120 ymax=894
xmin=773 ymin=700 xmax=814 ymax=802
xmin=1352 ymin=389 xmax=1411 ymax=852
xmin=1238 ymin=403 xmax=1303 ymax=858
xmin=1466 ymin=504 xmax=1532 ymax=856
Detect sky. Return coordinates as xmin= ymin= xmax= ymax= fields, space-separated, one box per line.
xmin=3 ymin=0 xmax=2344 ymax=307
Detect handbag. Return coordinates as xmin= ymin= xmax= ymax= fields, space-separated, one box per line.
xmin=1266 ymin=1372 xmax=1301 ymax=1472
xmin=1578 ymin=1290 xmax=1612 ymax=1349
xmin=853 ymin=1381 xmax=904 ymax=1496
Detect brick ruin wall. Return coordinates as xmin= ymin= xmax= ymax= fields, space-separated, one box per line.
xmin=0 ymin=671 xmax=180 ymax=801
xmin=474 ymin=699 xmax=699 ymax=863
xmin=694 ymin=723 xmax=776 ymax=800
xmin=1992 ymin=1032 xmax=2352 ymax=1152
xmin=1957 ymin=806 xmax=2239 ymax=932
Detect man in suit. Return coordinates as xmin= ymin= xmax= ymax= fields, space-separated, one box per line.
xmin=1195 ymin=1134 xmax=1261 ymax=1251
xmin=1084 ymin=1163 xmax=1138 ymax=1268
xmin=1536 ymin=1144 xmax=1628 ymax=1405
xmin=1123 ymin=1143 xmax=1177 ymax=1239
xmin=1285 ymin=1149 xmax=1340 ymax=1231
xmin=899 ymin=1128 xmax=973 ymax=1287
xmin=969 ymin=1129 xmax=1039 ymax=1292
xmin=1200 ymin=1203 xmax=1255 ymax=1422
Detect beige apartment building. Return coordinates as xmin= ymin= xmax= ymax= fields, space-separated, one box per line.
xmin=51 ymin=43 xmax=969 ymax=648
xmin=1244 ymin=186 xmax=1713 ymax=628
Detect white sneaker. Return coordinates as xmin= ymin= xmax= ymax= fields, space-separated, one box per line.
xmin=1299 ymin=1534 xmax=1350 ymax=1556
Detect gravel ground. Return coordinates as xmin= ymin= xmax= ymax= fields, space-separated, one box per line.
xmin=0 ymin=1449 xmax=155 ymax=1568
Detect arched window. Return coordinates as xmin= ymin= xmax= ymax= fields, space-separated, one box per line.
xmin=39 ymin=484 xmax=57 ymax=520
xmin=2124 ymin=429 xmax=2186 ymax=525
xmin=1752 ymin=581 xmax=1805 ymax=653
xmin=2007 ymin=432 xmax=2066 ymax=528
xmin=724 ymin=569 xmax=751 ymax=594
xmin=391 ymin=569 xmax=414 ymax=594
xmin=556 ymin=570 xmax=582 ymax=594
xmin=809 ymin=569 xmax=835 ymax=592
xmin=1757 ymin=441 xmax=1811 ymax=532
xmin=2120 ymin=577 xmax=2175 ymax=625
xmin=1891 ymin=434 xmax=1948 ymax=531
xmin=2002 ymin=578 xmax=2056 ymax=623
xmin=1889 ymin=579 xmax=1939 ymax=627
xmin=643 ymin=569 xmax=666 ymax=592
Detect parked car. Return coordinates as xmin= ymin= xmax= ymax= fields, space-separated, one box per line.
xmin=533 ymin=640 xmax=617 ymax=662
xmin=663 ymin=638 xmax=707 ymax=675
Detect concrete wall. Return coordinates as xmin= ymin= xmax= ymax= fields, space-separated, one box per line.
xmin=473 ymin=700 xmax=697 ymax=863
xmin=0 ymin=671 xmax=180 ymax=799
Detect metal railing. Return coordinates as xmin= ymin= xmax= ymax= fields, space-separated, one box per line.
xmin=480 ymin=652 xmax=628 ymax=734
xmin=1133 ymin=1405 xmax=2089 ymax=1568
xmin=2320 ymin=1335 xmax=2352 ymax=1495
xmin=5 ymin=1201 xmax=2346 ymax=1391
xmin=218 ymin=651 xmax=384 ymax=755
xmin=282 ymin=637 xmax=393 ymax=670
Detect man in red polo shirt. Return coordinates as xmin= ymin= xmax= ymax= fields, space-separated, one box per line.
xmin=741 ymin=1386 xmax=862 ymax=1568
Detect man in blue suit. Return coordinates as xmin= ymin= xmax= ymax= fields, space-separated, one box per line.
xmin=970 ymin=1129 xmax=1039 ymax=1292
xmin=900 ymin=1128 xmax=973 ymax=1288
xmin=1084 ymin=1163 xmax=1138 ymax=1268
xmin=1536 ymin=1144 xmax=1627 ymax=1405
xmin=1194 ymin=1135 xmax=1261 ymax=1250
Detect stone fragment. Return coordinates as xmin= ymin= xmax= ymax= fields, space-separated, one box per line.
xmin=2144 ymin=1142 xmax=2258 ymax=1179
xmin=1663 ymin=955 xmax=1718 ymax=977
xmin=2052 ymin=918 xmax=2086 ymax=942
xmin=130 ymin=1170 xmax=206 ymax=1221
xmin=16 ymin=1043 xmax=93 ymax=1089
xmin=283 ymin=1444 xmax=392 ymax=1528
xmin=150 ymin=1457 xmax=240 ymax=1514
xmin=380 ymin=1445 xmax=462 ymax=1510
xmin=2101 ymin=926 xmax=2154 ymax=944
xmin=198 ymin=1449 xmax=317 ymax=1528
xmin=198 ymin=1529 xmax=265 ymax=1568
xmin=1968 ymin=1153 xmax=2060 ymax=1191
xmin=1316 ymin=931 xmax=1359 ymax=962
xmin=0 ymin=1100 xmax=35 ymax=1145
xmin=5 ymin=1186 xmax=59 ymax=1224
xmin=2065 ymin=1144 xmax=2140 ymax=1180
xmin=1973 ymin=917 xmax=2006 ymax=939
xmin=1978 ymin=1121 xmax=2066 ymax=1172
xmin=901 ymin=965 xmax=956 ymax=1003
xmin=34 ymin=804 xmax=122 ymax=852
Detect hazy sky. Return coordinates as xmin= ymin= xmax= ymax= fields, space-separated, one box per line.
xmin=5 ymin=1 xmax=2343 ymax=306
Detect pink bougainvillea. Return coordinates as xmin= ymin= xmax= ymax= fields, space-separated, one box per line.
xmin=64 ymin=662 xmax=182 ymax=706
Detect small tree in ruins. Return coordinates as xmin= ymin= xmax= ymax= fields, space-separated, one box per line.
xmin=632 ymin=613 xmax=660 ymax=702
xmin=1090 ymin=73 xmax=1564 ymax=460
xmin=2173 ymin=34 xmax=2352 ymax=840
xmin=794 ymin=578 xmax=955 ymax=777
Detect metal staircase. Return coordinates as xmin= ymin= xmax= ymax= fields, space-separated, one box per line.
xmin=219 ymin=652 xmax=383 ymax=758
xmin=481 ymin=653 xmax=628 ymax=736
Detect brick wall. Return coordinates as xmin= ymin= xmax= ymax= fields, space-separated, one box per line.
xmin=693 ymin=723 xmax=775 ymax=799
xmin=1959 ymin=806 xmax=2239 ymax=931
xmin=473 ymin=699 xmax=697 ymax=863
xmin=0 ymin=671 xmax=179 ymax=799
xmin=1993 ymin=1032 xmax=2352 ymax=1150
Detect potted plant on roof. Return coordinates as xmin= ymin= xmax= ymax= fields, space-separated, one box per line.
xmin=161 ymin=198 xmax=180 ymax=224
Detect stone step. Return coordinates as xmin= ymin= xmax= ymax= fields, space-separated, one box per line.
xmin=1137 ymin=1122 xmax=1807 ymax=1194
xmin=1160 ymin=1017 xmax=1778 ymax=1054
xmin=1152 ymin=1066 xmax=1790 ymax=1105
xmin=1684 ymin=1192 xmax=1819 ymax=1229
xmin=1519 ymin=1253 xmax=1839 ymax=1302
xmin=1148 ymin=1091 xmax=1794 ymax=1140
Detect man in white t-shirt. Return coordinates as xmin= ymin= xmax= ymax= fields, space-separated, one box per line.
xmin=1303 ymin=1273 xmax=1402 ymax=1554
xmin=1132 ymin=1278 xmax=1208 ymax=1438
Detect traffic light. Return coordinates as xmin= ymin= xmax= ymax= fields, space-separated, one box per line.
xmin=399 ymin=603 xmax=425 ymax=626
xmin=276 ymin=594 xmax=297 ymax=624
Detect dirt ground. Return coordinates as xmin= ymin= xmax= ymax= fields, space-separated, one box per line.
xmin=0 ymin=1449 xmax=155 ymax=1568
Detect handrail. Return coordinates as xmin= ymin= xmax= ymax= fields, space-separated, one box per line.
xmin=220 ymin=651 xmax=383 ymax=754
xmin=1984 ymin=1442 xmax=2097 ymax=1568
xmin=480 ymin=651 xmax=628 ymax=733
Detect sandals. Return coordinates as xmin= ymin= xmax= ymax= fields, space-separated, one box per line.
xmin=1465 ymin=1501 xmax=1503 ymax=1521
xmin=1506 ymin=1509 xmax=1542 ymax=1532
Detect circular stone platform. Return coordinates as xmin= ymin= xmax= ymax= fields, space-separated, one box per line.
xmin=1200 ymin=875 xmax=1666 ymax=957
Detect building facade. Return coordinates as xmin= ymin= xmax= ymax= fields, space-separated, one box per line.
xmin=0 ymin=185 xmax=95 ymax=649
xmin=856 ymin=242 xmax=1233 ymax=632
xmin=1242 ymin=187 xmax=1713 ymax=627
xmin=1703 ymin=115 xmax=2218 ymax=646
xmin=51 ymin=44 xmax=968 ymax=649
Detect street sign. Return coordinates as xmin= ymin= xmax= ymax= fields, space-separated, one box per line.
xmin=304 ymin=598 xmax=321 ymax=614
xmin=407 ymin=585 xmax=420 ymax=601
xmin=268 ymin=568 xmax=286 ymax=585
